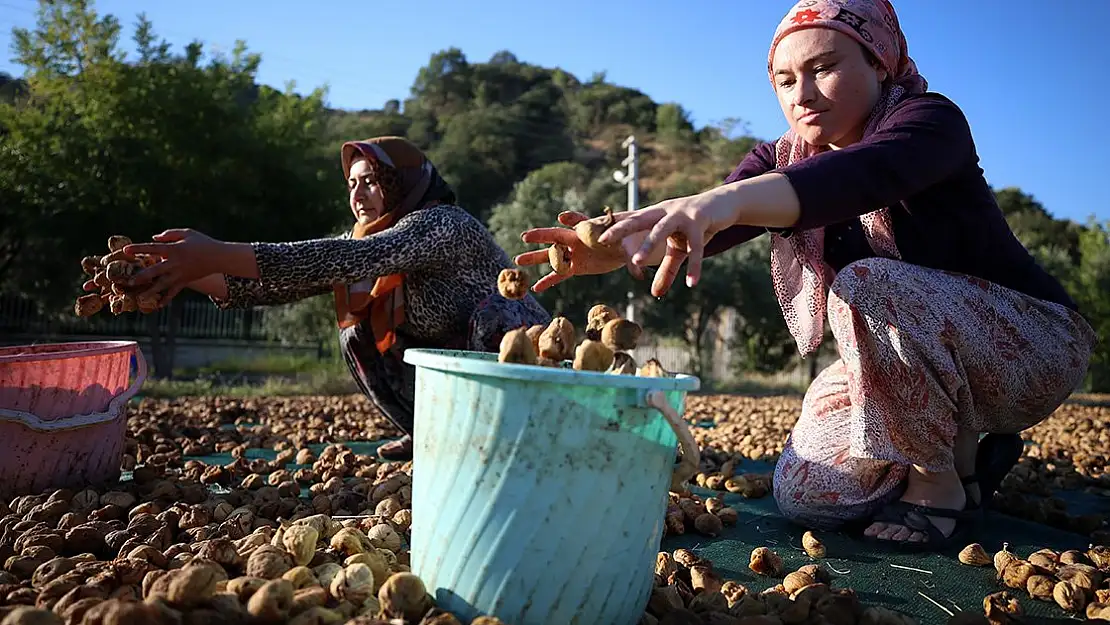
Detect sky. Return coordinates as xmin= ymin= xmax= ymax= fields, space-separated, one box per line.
xmin=1 ymin=0 xmax=1107 ymax=223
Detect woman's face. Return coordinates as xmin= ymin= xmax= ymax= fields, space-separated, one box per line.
xmin=771 ymin=28 xmax=888 ymax=148
xmin=348 ymin=158 xmax=385 ymax=223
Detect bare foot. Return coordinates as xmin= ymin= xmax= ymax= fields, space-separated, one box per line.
xmin=864 ymin=467 xmax=967 ymax=542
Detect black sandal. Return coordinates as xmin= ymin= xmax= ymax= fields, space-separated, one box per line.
xmin=862 ymin=474 xmax=984 ymax=552
xmin=862 ymin=501 xmax=980 ymax=552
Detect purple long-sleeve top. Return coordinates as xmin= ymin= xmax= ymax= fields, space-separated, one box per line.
xmin=704 ymin=92 xmax=1078 ymax=312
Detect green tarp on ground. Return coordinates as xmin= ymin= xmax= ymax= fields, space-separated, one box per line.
xmin=670 ymin=465 xmax=1094 ymax=625
xmin=183 ymin=438 xmax=1100 ymax=625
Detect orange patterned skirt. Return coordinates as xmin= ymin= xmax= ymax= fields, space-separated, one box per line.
xmin=772 ymin=258 xmax=1096 ymax=529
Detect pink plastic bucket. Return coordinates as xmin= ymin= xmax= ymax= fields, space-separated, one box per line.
xmin=0 ymin=340 xmax=146 ymax=499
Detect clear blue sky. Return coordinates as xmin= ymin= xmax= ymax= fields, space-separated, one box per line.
xmin=1 ymin=0 xmax=1107 ymax=223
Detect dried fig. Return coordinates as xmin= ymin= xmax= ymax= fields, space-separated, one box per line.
xmin=548 ymin=244 xmax=572 ymax=276
xmin=498 ymin=328 xmax=537 ymax=365
xmin=378 ymin=572 xmax=431 ymax=622
xmin=983 ymin=591 xmax=1023 ymax=624
xmin=783 ymin=571 xmax=815 ymax=596
xmin=247 ymin=545 xmax=293 ymax=580
xmin=749 ymin=547 xmax=783 ymax=577
xmin=283 ymin=525 xmax=320 ymax=567
xmin=246 ymin=579 xmax=294 ymax=622
xmin=538 ymin=317 xmax=576 ymax=362
xmin=693 ymin=514 xmax=723 ymax=537
xmin=600 ymin=318 xmax=642 ymax=351
xmin=638 ymin=358 xmax=674 ymax=378
xmin=0 ymin=607 xmax=62 ymax=625
xmin=1000 ymin=560 xmax=1035 ymax=590
xmin=802 ymin=531 xmax=825 ymax=558
xmin=330 ymin=563 xmax=374 ymax=605
xmin=1026 ymin=574 xmax=1054 ymax=601
xmin=958 ymin=543 xmax=991 ymax=567
xmin=994 ymin=544 xmax=1018 ymax=574
xmin=497 ymin=269 xmax=527 ymax=300
xmin=573 ymin=339 xmax=614 ymax=372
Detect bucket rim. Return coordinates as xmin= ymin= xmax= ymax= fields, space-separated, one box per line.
xmin=0 ymin=340 xmax=140 ymax=364
xmin=403 ymin=348 xmax=701 ymax=392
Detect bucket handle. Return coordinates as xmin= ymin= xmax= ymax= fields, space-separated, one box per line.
xmin=644 ymin=390 xmax=700 ymax=493
xmin=0 ymin=347 xmax=148 ymax=432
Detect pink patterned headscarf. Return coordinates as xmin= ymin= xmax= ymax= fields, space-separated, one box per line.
xmin=764 ymin=0 xmax=927 ymax=358
xmin=768 ymin=0 xmax=926 ymax=96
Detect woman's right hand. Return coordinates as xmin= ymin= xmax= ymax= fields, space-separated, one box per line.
xmin=515 ymin=211 xmax=655 ymax=293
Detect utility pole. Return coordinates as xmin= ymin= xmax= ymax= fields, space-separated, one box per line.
xmin=612 ymin=135 xmax=639 ymax=323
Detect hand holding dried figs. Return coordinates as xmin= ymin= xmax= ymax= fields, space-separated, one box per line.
xmin=73 ymin=235 xmax=167 ymax=317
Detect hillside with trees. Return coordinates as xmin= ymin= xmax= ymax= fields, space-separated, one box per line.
xmin=2 ymin=0 xmax=1108 ymax=390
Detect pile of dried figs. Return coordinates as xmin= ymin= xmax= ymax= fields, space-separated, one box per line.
xmin=0 ymin=393 xmax=926 ymax=625
xmin=955 ymin=541 xmax=1110 ymax=622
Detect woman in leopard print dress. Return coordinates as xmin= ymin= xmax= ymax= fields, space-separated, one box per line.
xmin=123 ymin=136 xmax=551 ymax=461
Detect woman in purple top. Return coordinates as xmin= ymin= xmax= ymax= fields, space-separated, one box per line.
xmin=519 ymin=0 xmax=1097 ymax=550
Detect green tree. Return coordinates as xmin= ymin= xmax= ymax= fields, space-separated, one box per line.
xmin=0 ymin=0 xmax=339 ymax=376
xmin=1071 ymin=219 xmax=1110 ymax=391
xmin=655 ymin=102 xmax=695 ymax=144
xmin=996 ymin=187 xmax=1082 ymax=271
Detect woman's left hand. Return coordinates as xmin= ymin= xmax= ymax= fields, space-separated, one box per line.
xmin=599 ymin=189 xmax=738 ymax=296
xmin=124 ymin=229 xmax=239 ymax=304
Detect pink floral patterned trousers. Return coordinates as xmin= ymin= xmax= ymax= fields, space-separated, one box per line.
xmin=772 ymin=258 xmax=1097 ymax=529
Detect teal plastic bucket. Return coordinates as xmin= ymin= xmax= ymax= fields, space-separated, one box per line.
xmin=402 ymin=349 xmax=701 ymax=625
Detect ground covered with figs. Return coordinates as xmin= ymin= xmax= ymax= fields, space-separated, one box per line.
xmin=0 ymin=394 xmax=1107 ymax=625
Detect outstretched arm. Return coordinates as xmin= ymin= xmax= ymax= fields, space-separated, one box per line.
xmin=126 ymin=208 xmax=464 ymax=308
xmin=185 ymin=232 xmax=352 ymax=309
xmin=190 ymin=273 xmax=337 ymax=310
xmin=245 ymin=207 xmax=461 ymax=292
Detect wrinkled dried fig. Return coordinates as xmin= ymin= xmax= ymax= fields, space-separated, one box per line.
xmin=330 ymin=563 xmax=375 ymax=605
xmin=497 ymin=269 xmax=527 ymax=300
xmin=498 ymin=328 xmax=537 ymax=365
xmin=802 ymin=531 xmax=825 ymax=558
xmin=958 ymin=543 xmax=991 ymax=567
xmin=1054 ymin=580 xmax=1086 ymax=614
xmin=247 ymin=579 xmax=294 ymax=622
xmin=749 ymin=547 xmax=783 ymax=577
xmin=378 ymin=572 xmax=431 ymax=622
xmin=283 ymin=525 xmax=320 ymax=567
xmin=983 ymin=591 xmax=1023 ymax=625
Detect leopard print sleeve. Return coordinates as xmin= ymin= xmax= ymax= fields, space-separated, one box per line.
xmin=209 ymin=230 xmax=353 ymax=309
xmin=210 ymin=277 xmax=334 ymax=310
xmin=247 ymin=205 xmax=472 ymax=293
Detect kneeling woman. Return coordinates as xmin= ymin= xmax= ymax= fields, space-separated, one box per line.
xmin=518 ymin=0 xmax=1096 ymax=549
xmin=123 ymin=137 xmax=551 ymax=461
